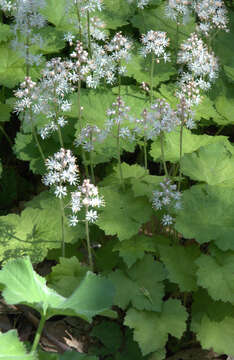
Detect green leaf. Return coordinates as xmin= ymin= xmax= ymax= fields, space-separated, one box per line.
xmin=41 ymin=0 xmax=71 ymax=29
xmin=46 ymin=257 xmax=89 ymax=297
xmin=99 ymin=0 xmax=135 ymax=29
xmin=0 ymin=330 xmax=36 ymax=359
xmin=181 ymin=142 xmax=234 ymax=186
xmin=196 ymin=252 xmax=234 ymax=303
xmin=91 ymin=320 xmax=123 ymax=353
xmin=196 ymin=315 xmax=234 ymax=357
xmin=124 ymin=299 xmax=188 ymax=356
xmin=0 ymin=191 xmax=84 ymax=263
xmin=0 ymin=45 xmax=25 ymax=88
xmin=175 ymin=184 xmax=234 ymax=251
xmin=97 ymin=187 xmax=153 ymax=241
xmin=0 ymin=103 xmax=11 ymax=122
xmin=125 ymin=52 xmax=176 ymax=88
xmin=130 ymin=4 xmax=195 ymax=44
xmin=158 ymin=244 xmax=200 ymax=292
xmin=109 ymin=255 xmax=165 ymax=312
xmin=191 ymin=289 xmax=234 ymax=333
xmin=0 ymin=24 xmax=13 ymax=43
xmin=113 ymin=234 xmax=156 ymax=268
xmin=0 ymin=256 xmax=114 ymax=322
xmin=224 ymin=65 xmax=234 ymax=81
xmin=150 ymin=127 xmax=229 ymax=162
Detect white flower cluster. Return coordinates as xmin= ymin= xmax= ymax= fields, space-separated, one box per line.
xmin=105 ymin=32 xmax=132 ymax=64
xmin=43 ymin=148 xmax=79 ymax=199
xmin=75 ymin=124 xmax=107 ymax=152
xmin=140 ymin=30 xmax=171 ymax=63
xmin=146 ymin=99 xmax=180 ymax=137
xmin=153 ymin=178 xmax=182 ymax=226
xmin=177 ymin=33 xmax=219 ymax=83
xmin=165 ymin=0 xmax=192 ymax=24
xmin=69 ymin=179 xmax=105 ymax=226
xmin=15 ymin=58 xmax=75 ymax=139
xmin=137 ymin=0 xmax=151 ymax=9
xmin=193 ymin=0 xmax=229 ymax=35
xmin=14 ymin=76 xmax=37 ymax=113
xmin=86 ymin=44 xmax=116 ymax=88
xmin=1 ymin=0 xmax=47 ymax=66
xmin=74 ymin=0 xmax=103 ymax=13
xmin=69 ymin=40 xmax=90 ymax=83
xmin=106 ymin=97 xmax=135 ymax=141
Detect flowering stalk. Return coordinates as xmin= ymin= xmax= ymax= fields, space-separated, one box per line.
xmin=87 ymin=11 xmax=92 ymax=56
xmin=77 ymin=79 xmax=89 ymax=178
xmin=85 ymin=205 xmax=93 ymax=271
xmin=43 ymin=149 xmax=79 ymax=256
xmin=68 ymin=179 xmax=105 ymax=269
xmin=150 ymin=53 xmax=154 ymax=104
xmin=141 ymin=30 xmax=170 ymax=103
xmin=160 ymin=132 xmax=168 ymax=177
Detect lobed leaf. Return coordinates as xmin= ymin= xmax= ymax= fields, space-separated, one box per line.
xmin=124 ymin=299 xmax=188 ymax=356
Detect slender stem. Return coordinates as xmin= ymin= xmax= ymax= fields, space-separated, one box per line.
xmin=160 ymin=132 xmax=168 ymax=176
xmin=30 ymin=314 xmax=46 ymax=354
xmin=117 ymin=123 xmax=124 ymax=188
xmin=0 ymin=125 xmax=13 ymax=147
xmin=85 ymin=207 xmax=93 ymax=271
xmin=150 ymin=54 xmax=155 ymax=104
xmin=178 ymin=121 xmax=184 ymax=191
xmin=57 ymin=126 xmax=64 ymax=148
xmin=90 ymin=151 xmax=95 ymax=184
xmin=77 ymin=79 xmax=89 ymax=178
xmin=59 ymin=198 xmax=66 ymax=257
xmin=143 ymin=136 xmax=148 ymax=170
xmin=143 ymin=109 xmax=148 ymax=170
xmin=87 ymin=11 xmax=92 ymax=57
xmin=29 ymin=109 xmax=46 ymax=162
xmin=26 ymin=15 xmax=30 ymax=77
xmin=75 ymin=2 xmax=82 ymax=41
xmin=118 ymin=60 xmax=121 ymax=98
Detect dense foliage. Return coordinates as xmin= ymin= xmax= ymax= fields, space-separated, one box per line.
xmin=0 ymin=0 xmax=233 ymax=358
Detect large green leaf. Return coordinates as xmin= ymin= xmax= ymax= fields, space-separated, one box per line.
xmin=41 ymin=0 xmax=72 ymax=29
xmin=175 ymin=184 xmax=234 ymax=251
xmin=99 ymin=0 xmax=135 ymax=29
xmin=97 ymin=187 xmax=153 ymax=241
xmin=196 ymin=315 xmax=234 ymax=357
xmin=150 ymin=127 xmax=228 ymax=163
xmin=113 ymin=234 xmax=156 ymax=268
xmin=0 ymin=330 xmax=36 ymax=359
xmin=0 ymin=256 xmax=114 ymax=322
xmin=196 ymin=252 xmax=234 ymax=303
xmin=46 ymin=257 xmax=89 ymax=297
xmin=109 ymin=255 xmax=166 ymax=311
xmin=0 ymin=45 xmax=25 ymax=88
xmin=0 ymin=191 xmax=83 ymax=263
xmin=126 ymin=52 xmax=176 ymax=88
xmin=158 ymin=244 xmax=200 ymax=292
xmin=181 ymin=142 xmax=234 ymax=186
xmin=130 ymin=3 xmax=195 ymax=45
xmin=124 ymin=299 xmax=188 ymax=356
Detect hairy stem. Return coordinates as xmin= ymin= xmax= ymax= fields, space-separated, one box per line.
xmin=160 ymin=132 xmax=168 ymax=176
xmin=87 ymin=11 xmax=92 ymax=57
xmin=85 ymin=207 xmax=93 ymax=271
xmin=117 ymin=123 xmax=124 ymax=189
xmin=77 ymin=79 xmax=89 ymax=178
xmin=150 ymin=53 xmax=155 ymax=104
xmin=59 ymin=198 xmax=66 ymax=257
xmin=29 ymin=109 xmax=46 ymax=162
xmin=75 ymin=2 xmax=82 ymax=41
xmin=30 ymin=314 xmax=46 ymax=354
